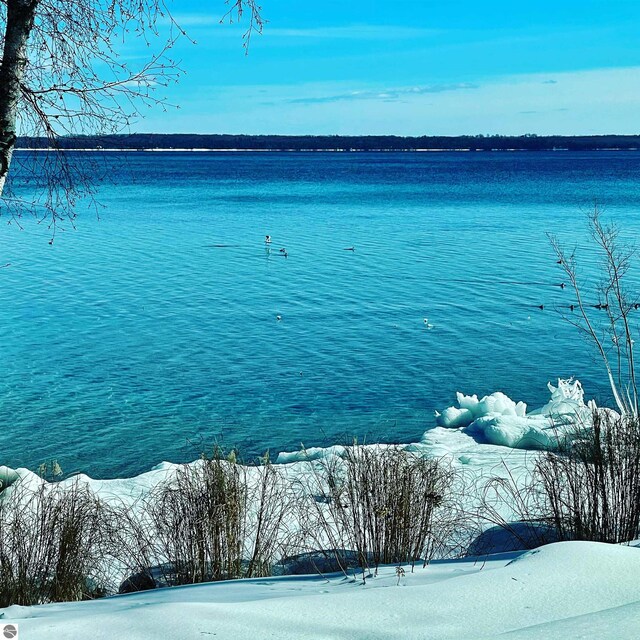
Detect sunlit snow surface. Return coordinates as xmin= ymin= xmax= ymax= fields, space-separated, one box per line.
xmin=3 ymin=542 xmax=640 ymax=639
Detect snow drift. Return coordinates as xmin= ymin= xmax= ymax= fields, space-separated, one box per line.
xmin=4 ymin=541 xmax=640 ymax=640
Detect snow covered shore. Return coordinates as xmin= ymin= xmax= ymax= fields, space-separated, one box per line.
xmin=3 ymin=379 xmax=640 ymax=639
xmin=4 ymin=541 xmax=640 ymax=639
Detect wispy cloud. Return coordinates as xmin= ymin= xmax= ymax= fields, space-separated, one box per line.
xmin=263 ymin=25 xmax=443 ymax=39
xmin=168 ymin=18 xmax=442 ymax=40
xmin=140 ymin=66 xmax=640 ymax=135
xmin=519 ymin=106 xmax=569 ymax=115
xmin=286 ymin=83 xmax=478 ymax=105
xmin=165 ymin=13 xmax=220 ymax=27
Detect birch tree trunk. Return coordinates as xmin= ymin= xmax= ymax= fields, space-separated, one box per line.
xmin=0 ymin=0 xmax=38 ymax=198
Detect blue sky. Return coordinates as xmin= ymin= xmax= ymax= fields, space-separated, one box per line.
xmin=133 ymin=0 xmax=640 ymax=135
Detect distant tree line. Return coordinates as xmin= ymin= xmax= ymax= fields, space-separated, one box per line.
xmin=15 ymin=133 xmax=640 ymax=152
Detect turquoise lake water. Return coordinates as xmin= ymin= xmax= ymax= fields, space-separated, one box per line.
xmin=2 ymin=151 xmax=640 ymax=478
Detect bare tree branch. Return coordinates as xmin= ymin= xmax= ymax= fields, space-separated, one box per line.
xmin=548 ymin=203 xmax=638 ymax=416
xmin=0 ymin=0 xmax=265 ymax=237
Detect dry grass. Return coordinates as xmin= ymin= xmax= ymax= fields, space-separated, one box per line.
xmin=474 ymin=461 xmax=559 ymax=553
xmin=130 ymin=450 xmax=247 ymax=586
xmin=301 ymin=444 xmax=456 ymax=577
xmin=0 ymin=479 xmax=110 ymax=606
xmin=244 ymin=452 xmax=298 ymax=578
xmin=475 ymin=410 xmax=640 ymax=549
xmin=115 ymin=449 xmax=297 ymax=591
xmin=537 ymin=410 xmax=640 ymax=543
xmin=0 ymin=444 xmax=462 ymax=603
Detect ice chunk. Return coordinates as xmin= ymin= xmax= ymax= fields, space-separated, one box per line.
xmin=476 ymin=391 xmax=521 ymax=417
xmin=457 ymin=392 xmax=480 ymax=413
xmin=440 ymin=390 xmax=526 ymax=427
xmin=515 ymin=401 xmax=527 ymax=417
xmin=529 ymin=378 xmax=588 ymax=419
xmin=435 ymin=406 xmax=475 ymax=428
xmin=434 ymin=379 xmax=595 ymax=451
xmin=0 ymin=465 xmax=19 ymax=490
xmin=466 ymin=415 xmax=555 ymax=449
xmin=276 ymin=445 xmax=346 ymax=464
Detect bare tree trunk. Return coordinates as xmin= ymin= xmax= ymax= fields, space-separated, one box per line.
xmin=0 ymin=0 xmax=38 ymax=198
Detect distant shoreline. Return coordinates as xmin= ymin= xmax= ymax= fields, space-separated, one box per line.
xmin=15 ymin=134 xmax=640 ymax=152
xmin=15 ymin=147 xmax=640 ymax=153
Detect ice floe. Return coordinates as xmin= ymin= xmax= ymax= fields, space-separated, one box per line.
xmin=435 ymin=378 xmax=599 ymax=450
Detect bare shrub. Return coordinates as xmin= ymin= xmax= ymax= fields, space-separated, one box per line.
xmin=116 ymin=449 xmax=297 ymax=591
xmin=549 ymin=205 xmax=639 ymax=416
xmin=301 ymin=444 xmax=456 ymax=577
xmin=475 ymin=410 xmax=640 ymax=550
xmin=144 ymin=451 xmax=247 ymax=585
xmin=0 ymin=478 xmax=111 ymax=606
xmin=244 ymin=452 xmax=298 ymax=578
xmin=537 ymin=410 xmax=640 ymax=543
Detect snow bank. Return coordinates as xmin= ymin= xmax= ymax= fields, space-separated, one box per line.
xmin=434 ymin=378 xmax=598 ymax=450
xmin=4 ymin=541 xmax=640 ymax=639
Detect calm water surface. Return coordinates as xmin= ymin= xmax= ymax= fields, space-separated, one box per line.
xmin=2 ymin=151 xmax=640 ymax=477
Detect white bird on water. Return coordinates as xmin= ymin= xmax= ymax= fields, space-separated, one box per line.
xmin=423 ymin=317 xmax=434 ymax=330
